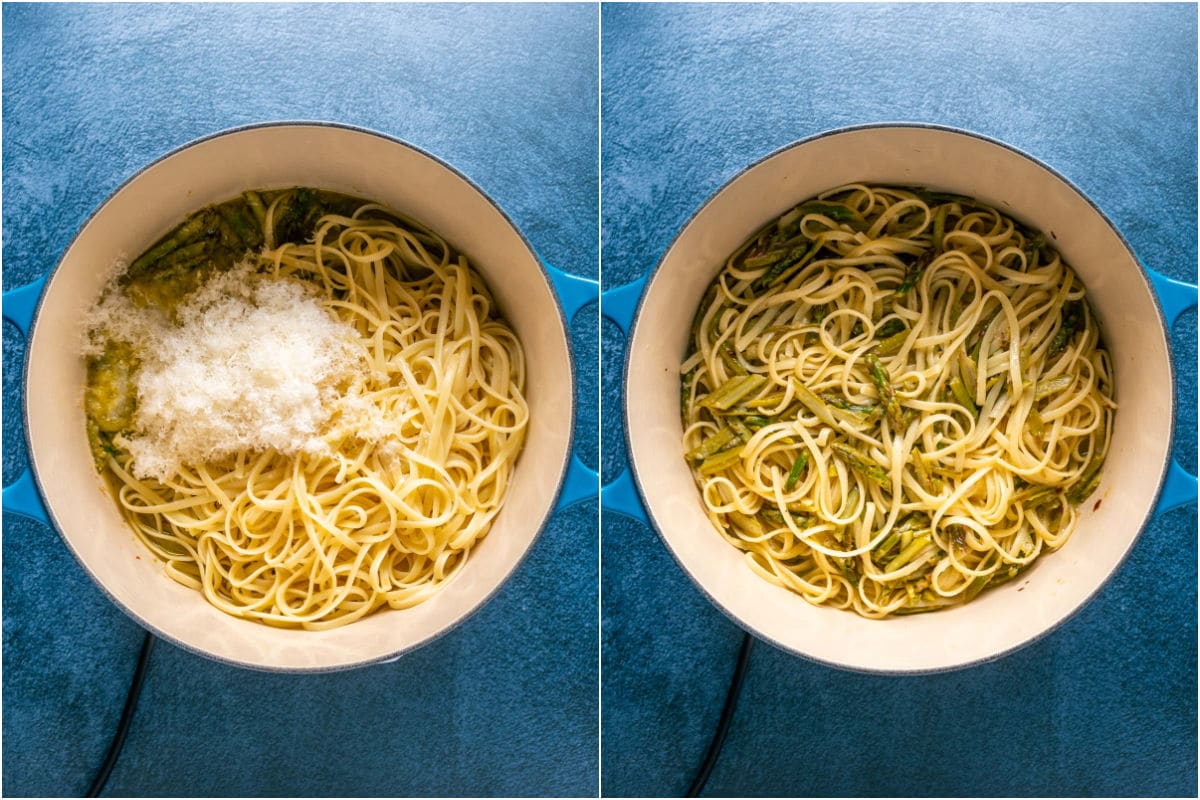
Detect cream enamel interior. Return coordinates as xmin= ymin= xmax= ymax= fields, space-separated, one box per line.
xmin=625 ymin=126 xmax=1172 ymax=673
xmin=25 ymin=124 xmax=574 ymax=671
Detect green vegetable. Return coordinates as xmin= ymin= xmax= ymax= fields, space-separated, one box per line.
xmin=725 ymin=416 xmax=751 ymax=441
xmin=760 ymin=508 xmax=813 ymax=528
xmin=776 ymin=206 xmax=805 ymax=232
xmin=874 ymin=532 xmax=901 ymax=560
xmin=1034 ymin=374 xmax=1073 ymax=399
xmin=949 ymin=376 xmax=978 ymax=416
xmin=831 ymin=443 xmax=890 ymax=489
xmin=85 ymin=342 xmax=137 ymax=433
xmin=793 ymin=380 xmax=838 ymax=428
xmin=873 ymin=329 xmax=909 ymax=357
xmin=1067 ymin=449 xmax=1105 ymax=504
xmin=1047 ymin=301 xmax=1084 ymax=359
xmin=897 ymin=248 xmax=934 ymax=295
xmin=957 ymin=349 xmax=978 ymax=395
xmin=217 ymin=202 xmax=264 ymax=250
xmin=932 ymin=204 xmax=948 ymax=253
xmin=784 ymin=451 xmax=809 ymax=491
xmin=754 ymin=243 xmax=811 ymax=290
xmin=912 ymin=451 xmax=942 ymax=494
xmin=834 ymin=554 xmax=862 ymax=584
xmin=127 ymin=212 xmax=214 ymax=276
xmin=1023 ymin=233 xmax=1045 ymax=266
xmin=914 ymin=190 xmax=987 ymax=213
xmin=742 ymin=392 xmax=787 ymax=409
xmin=86 ymin=420 xmax=122 ymax=471
xmin=743 ymin=249 xmax=787 ymax=269
xmin=1027 ymin=406 xmax=1046 ymax=438
xmin=149 ymin=240 xmax=209 ymax=271
xmin=1022 ymin=487 xmax=1061 ymax=510
xmin=698 ymin=374 xmax=766 ymax=410
xmin=728 ymin=511 xmax=764 ymax=537
xmin=699 ymin=445 xmax=745 ymax=475
xmin=794 ymin=201 xmax=859 ymax=222
xmin=865 ymin=353 xmax=905 ymax=430
xmin=885 ymin=534 xmax=932 ymax=572
xmin=242 ymin=190 xmax=268 ymax=227
xmin=687 ymin=426 xmax=738 ymax=460
xmin=962 ymin=574 xmax=990 ymax=602
xmin=720 ymin=341 xmax=747 ymax=375
xmin=875 ymin=319 xmax=906 ymax=339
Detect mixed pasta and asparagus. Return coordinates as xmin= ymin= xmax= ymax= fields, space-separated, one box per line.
xmin=681 ymin=184 xmax=1115 ymax=618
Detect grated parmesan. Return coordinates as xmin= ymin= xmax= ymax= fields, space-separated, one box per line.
xmin=86 ymin=263 xmax=373 ymax=481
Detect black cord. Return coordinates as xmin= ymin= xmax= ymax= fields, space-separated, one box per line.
xmin=86 ymin=631 xmax=156 ymax=798
xmin=686 ymin=632 xmax=754 ymax=798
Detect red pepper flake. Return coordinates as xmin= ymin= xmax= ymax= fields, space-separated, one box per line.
xmin=1093 ymin=498 xmax=1102 ymax=511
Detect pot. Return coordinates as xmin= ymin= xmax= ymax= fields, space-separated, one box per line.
xmin=2 ymin=122 xmax=596 ymax=672
xmin=619 ymin=123 xmax=1196 ymax=673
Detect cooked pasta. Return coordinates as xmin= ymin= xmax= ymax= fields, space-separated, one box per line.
xmin=681 ymin=184 xmax=1115 ymax=617
xmin=84 ymin=189 xmax=528 ymax=629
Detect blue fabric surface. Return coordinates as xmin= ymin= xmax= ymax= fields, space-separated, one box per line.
xmin=600 ymin=3 xmax=1197 ymax=797
xmin=3 ymin=4 xmax=598 ymax=797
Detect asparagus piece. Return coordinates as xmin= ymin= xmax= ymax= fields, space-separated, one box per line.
xmin=865 ymin=353 xmax=905 ymax=430
xmin=1023 ymin=233 xmax=1045 ymax=266
xmin=897 ymin=248 xmax=934 ymax=295
xmin=831 ymin=443 xmax=891 ymax=489
xmin=217 ymin=201 xmax=264 ymax=250
xmin=949 ymin=376 xmax=978 ymax=416
xmin=687 ymin=426 xmax=738 ymax=460
xmin=698 ymin=445 xmax=745 ymax=475
xmin=1067 ymin=448 xmax=1105 ymax=504
xmin=885 ymin=534 xmax=932 ymax=572
xmin=127 ymin=212 xmax=213 ymax=276
xmin=1034 ymin=375 xmax=1073 ymax=399
xmin=820 ymin=393 xmax=879 ymax=416
xmin=875 ymin=319 xmax=906 ymax=340
xmin=754 ymin=242 xmax=811 ymax=290
xmin=932 ymin=205 xmax=948 ymax=253
xmin=874 ymin=532 xmax=901 ymax=560
xmin=1027 ymin=406 xmax=1047 ymax=438
xmin=784 ymin=451 xmax=809 ymax=491
xmin=698 ymin=374 xmax=767 ymax=410
xmin=1047 ymin=300 xmax=1084 ymax=359
xmin=912 ymin=451 xmax=943 ymax=494
xmin=962 ymin=574 xmax=990 ymax=602
xmin=242 ymin=190 xmax=268 ymax=227
xmin=873 ymin=329 xmax=909 ymax=357
xmin=743 ymin=249 xmax=787 ymax=269
xmin=728 ymin=511 xmax=764 ymax=537
xmin=795 ymin=201 xmax=859 ymax=223
xmin=793 ymin=380 xmax=838 ymax=428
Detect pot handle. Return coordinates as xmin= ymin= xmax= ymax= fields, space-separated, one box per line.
xmin=543 ymin=263 xmax=603 ymax=511
xmin=2 ymin=277 xmax=50 ymax=526
xmin=596 ymin=277 xmax=649 ymax=524
xmin=1147 ymin=268 xmax=1198 ymax=516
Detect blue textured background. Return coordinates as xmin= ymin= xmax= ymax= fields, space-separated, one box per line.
xmin=600 ymin=4 xmax=1197 ymax=797
xmin=3 ymin=4 xmax=598 ymax=797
